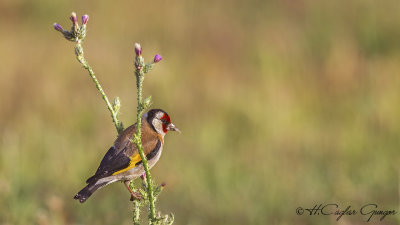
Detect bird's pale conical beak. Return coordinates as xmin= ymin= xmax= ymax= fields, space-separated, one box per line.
xmin=167 ymin=123 xmax=181 ymax=133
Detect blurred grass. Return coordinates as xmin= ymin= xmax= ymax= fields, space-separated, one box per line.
xmin=1 ymin=0 xmax=400 ymax=224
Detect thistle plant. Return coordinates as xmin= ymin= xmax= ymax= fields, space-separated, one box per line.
xmin=54 ymin=12 xmax=173 ymax=225
xmin=54 ymin=13 xmax=124 ymax=133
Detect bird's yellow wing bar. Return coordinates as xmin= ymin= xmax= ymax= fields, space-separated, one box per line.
xmin=112 ymin=153 xmax=143 ymax=175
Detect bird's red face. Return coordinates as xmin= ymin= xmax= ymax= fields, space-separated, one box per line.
xmin=146 ymin=109 xmax=180 ymax=135
xmin=160 ymin=113 xmax=171 ymax=133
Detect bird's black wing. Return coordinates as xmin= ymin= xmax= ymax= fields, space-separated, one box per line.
xmin=84 ymin=122 xmax=160 ymax=184
xmin=86 ymin=144 xmax=132 ymax=184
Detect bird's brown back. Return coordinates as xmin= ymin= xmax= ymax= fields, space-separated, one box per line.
xmin=114 ymin=119 xmax=161 ymax=158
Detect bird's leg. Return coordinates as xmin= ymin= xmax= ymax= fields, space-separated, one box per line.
xmin=124 ymin=180 xmax=142 ymax=201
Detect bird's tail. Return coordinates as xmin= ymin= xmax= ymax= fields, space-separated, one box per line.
xmin=73 ymin=181 xmax=109 ymax=203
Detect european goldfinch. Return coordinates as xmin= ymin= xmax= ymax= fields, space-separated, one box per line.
xmin=74 ymin=109 xmax=180 ymax=203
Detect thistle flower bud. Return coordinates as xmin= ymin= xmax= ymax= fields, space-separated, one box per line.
xmin=134 ymin=43 xmax=142 ymax=56
xmin=153 ymin=54 xmax=162 ymax=63
xmin=82 ymin=14 xmax=89 ymax=25
xmin=53 ymin=23 xmax=63 ymax=32
xmin=70 ymin=12 xmax=78 ymax=26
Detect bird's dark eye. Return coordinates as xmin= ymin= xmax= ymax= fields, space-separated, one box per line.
xmin=159 ymin=113 xmax=171 ymax=124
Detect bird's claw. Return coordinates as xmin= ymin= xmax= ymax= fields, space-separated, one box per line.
xmin=130 ymin=192 xmax=142 ymax=201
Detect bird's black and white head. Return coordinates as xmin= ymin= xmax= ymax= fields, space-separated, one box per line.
xmin=144 ymin=109 xmax=180 ymax=136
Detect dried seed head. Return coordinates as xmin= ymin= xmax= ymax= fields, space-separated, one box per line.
xmin=134 ymin=43 xmax=142 ymax=56
xmin=70 ymin=12 xmax=78 ymax=25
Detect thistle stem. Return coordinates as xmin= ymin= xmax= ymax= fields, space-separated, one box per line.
xmin=133 ymin=200 xmax=141 ymax=225
xmin=75 ymin=42 xmax=124 ymax=134
xmin=133 ymin=64 xmax=157 ymax=224
xmin=130 ymin=182 xmax=141 ymax=225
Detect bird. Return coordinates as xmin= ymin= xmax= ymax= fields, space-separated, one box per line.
xmin=74 ymin=109 xmax=180 ymax=203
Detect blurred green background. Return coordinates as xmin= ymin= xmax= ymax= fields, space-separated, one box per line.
xmin=1 ymin=0 xmax=400 ymax=224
